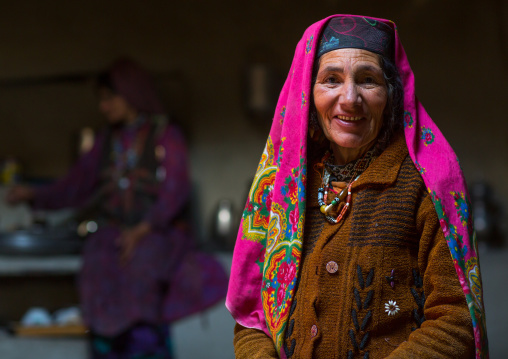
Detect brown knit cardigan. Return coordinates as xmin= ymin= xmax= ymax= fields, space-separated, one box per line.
xmin=233 ymin=135 xmax=474 ymax=358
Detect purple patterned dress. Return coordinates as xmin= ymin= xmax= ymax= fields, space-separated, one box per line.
xmin=34 ymin=116 xmax=227 ymax=358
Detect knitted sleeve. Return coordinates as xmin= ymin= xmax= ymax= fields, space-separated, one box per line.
xmin=233 ymin=323 xmax=279 ymax=358
xmin=386 ymin=194 xmax=475 ymax=358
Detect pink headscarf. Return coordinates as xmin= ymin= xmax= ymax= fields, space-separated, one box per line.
xmin=226 ymin=15 xmax=488 ymax=358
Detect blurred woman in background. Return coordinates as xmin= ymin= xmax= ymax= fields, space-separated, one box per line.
xmin=8 ymin=59 xmax=227 ymax=359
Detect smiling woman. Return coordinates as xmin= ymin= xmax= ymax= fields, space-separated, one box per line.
xmin=227 ymin=15 xmax=488 ymax=359
xmin=313 ymin=48 xmax=388 ymax=164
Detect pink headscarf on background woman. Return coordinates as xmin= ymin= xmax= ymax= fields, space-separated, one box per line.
xmin=226 ymin=14 xmax=488 ymax=358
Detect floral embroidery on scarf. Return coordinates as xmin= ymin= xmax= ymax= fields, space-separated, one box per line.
xmin=404 ymin=111 xmax=414 ymax=128
xmin=429 ymin=189 xmax=484 ymax=339
xmin=305 ymin=35 xmax=314 ymax=54
xmin=429 ymin=190 xmax=450 ymax=236
xmin=301 ymin=91 xmax=307 ymax=108
xmin=447 ymin=223 xmax=465 ymax=260
xmin=281 ymin=159 xmax=307 ymax=206
xmin=414 ymin=160 xmax=426 ymax=175
xmin=277 ymin=137 xmax=286 ymax=168
xmin=266 ymin=202 xmax=287 ymax=252
xmin=466 ymin=256 xmax=483 ymax=311
xmin=256 ymin=247 xmax=267 ymax=274
xmin=241 ymin=137 xmax=277 ymax=244
xmin=262 ymin=247 xmax=300 ymax=342
xmin=420 ymin=126 xmax=435 ymax=146
xmin=451 ymin=191 xmax=470 ymax=227
xmin=280 ymin=106 xmax=286 ymax=125
xmin=261 ymin=154 xmax=306 ymax=350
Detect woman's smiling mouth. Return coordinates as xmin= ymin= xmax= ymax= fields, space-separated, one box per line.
xmin=336 ymin=115 xmax=363 ymax=121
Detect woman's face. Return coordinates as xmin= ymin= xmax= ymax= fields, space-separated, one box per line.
xmin=97 ymin=87 xmax=137 ymax=124
xmin=313 ymin=48 xmax=388 ymax=159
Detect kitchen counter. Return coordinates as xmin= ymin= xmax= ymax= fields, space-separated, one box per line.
xmin=0 ymin=255 xmax=82 ymax=323
xmin=0 ymin=255 xmax=81 ymax=276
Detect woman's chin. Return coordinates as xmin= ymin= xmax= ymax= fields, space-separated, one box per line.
xmin=329 ymin=134 xmax=371 ymax=150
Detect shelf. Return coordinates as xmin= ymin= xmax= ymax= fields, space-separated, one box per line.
xmin=12 ymin=323 xmax=87 ymax=337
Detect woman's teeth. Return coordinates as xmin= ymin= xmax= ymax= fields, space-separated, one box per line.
xmin=337 ymin=115 xmax=362 ymax=121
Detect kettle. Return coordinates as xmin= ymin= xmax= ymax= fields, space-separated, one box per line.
xmin=211 ymin=199 xmax=237 ymax=250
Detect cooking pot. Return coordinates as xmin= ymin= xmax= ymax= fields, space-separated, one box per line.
xmin=0 ymin=227 xmax=83 ymax=256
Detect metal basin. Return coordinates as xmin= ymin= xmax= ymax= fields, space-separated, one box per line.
xmin=0 ymin=227 xmax=84 ymax=256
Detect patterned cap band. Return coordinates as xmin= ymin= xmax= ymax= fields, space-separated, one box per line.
xmin=317 ymin=16 xmax=394 ymax=59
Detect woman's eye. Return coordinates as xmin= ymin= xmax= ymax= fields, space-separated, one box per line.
xmin=364 ymin=77 xmax=375 ymax=84
xmin=324 ymin=76 xmax=338 ymax=84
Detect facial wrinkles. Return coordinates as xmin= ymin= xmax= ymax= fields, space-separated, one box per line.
xmin=313 ymin=49 xmax=387 ymax=164
xmin=317 ymin=52 xmax=384 ymax=118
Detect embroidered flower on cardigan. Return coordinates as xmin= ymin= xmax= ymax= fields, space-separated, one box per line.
xmin=384 ymin=300 xmax=400 ymax=316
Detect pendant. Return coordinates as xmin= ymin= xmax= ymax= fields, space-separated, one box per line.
xmin=118 ymin=177 xmax=130 ymax=189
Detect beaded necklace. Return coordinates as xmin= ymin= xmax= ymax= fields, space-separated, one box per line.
xmin=316 ymin=146 xmax=379 ymax=224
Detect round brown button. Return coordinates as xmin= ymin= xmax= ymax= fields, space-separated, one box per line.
xmin=326 ymin=261 xmax=339 ymax=274
xmin=310 ymin=324 xmax=318 ymax=338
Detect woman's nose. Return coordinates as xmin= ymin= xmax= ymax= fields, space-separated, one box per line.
xmin=339 ymin=80 xmax=360 ymax=108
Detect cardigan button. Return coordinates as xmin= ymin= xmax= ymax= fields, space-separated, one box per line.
xmin=310 ymin=324 xmax=318 ymax=338
xmin=326 ymin=261 xmax=338 ymax=274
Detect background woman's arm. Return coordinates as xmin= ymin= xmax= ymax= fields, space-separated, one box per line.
xmin=30 ymin=133 xmax=104 ymax=210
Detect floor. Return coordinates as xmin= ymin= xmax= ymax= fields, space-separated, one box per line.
xmin=0 ymin=246 xmax=506 ymax=359
xmin=0 ymin=252 xmax=236 ymax=359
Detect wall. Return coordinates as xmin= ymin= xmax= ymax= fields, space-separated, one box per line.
xmin=0 ymin=0 xmax=506 ymax=241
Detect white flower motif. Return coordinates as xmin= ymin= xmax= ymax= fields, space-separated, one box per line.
xmin=384 ymin=300 xmax=400 ymax=316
